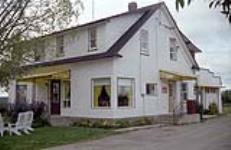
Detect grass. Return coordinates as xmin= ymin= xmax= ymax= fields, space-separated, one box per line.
xmin=0 ymin=127 xmax=113 ymax=150
xmin=223 ymin=103 xmax=231 ymax=114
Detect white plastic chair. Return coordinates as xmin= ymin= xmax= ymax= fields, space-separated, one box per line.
xmin=0 ymin=114 xmax=8 ymax=137
xmin=8 ymin=112 xmax=26 ymax=136
xmin=24 ymin=111 xmax=34 ymax=132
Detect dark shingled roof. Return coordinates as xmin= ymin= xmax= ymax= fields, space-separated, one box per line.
xmin=180 ymin=31 xmax=202 ymax=53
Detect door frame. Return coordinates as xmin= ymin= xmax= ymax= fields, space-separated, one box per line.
xmin=168 ymin=81 xmax=176 ymax=113
xmin=50 ymin=80 xmax=61 ymax=115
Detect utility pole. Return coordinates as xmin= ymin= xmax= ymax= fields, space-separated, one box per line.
xmin=92 ymin=0 xmax=95 ymax=20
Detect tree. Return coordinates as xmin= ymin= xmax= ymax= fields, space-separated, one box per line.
xmin=176 ymin=0 xmax=231 ymax=23
xmin=222 ymin=90 xmax=231 ymax=104
xmin=0 ymin=0 xmax=83 ymax=87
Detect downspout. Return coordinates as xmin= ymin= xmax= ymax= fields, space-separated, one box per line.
xmin=139 ymin=33 xmax=145 ymax=116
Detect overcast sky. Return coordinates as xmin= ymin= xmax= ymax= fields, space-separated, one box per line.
xmin=78 ymin=0 xmax=231 ymax=89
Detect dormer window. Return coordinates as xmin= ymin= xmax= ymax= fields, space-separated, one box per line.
xmin=170 ymin=38 xmax=178 ymax=61
xmin=140 ymin=29 xmax=149 ymax=55
xmin=56 ymin=35 xmax=64 ymax=57
xmin=88 ymin=27 xmax=97 ymax=51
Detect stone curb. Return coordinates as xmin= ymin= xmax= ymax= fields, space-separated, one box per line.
xmin=114 ymin=124 xmax=166 ymax=132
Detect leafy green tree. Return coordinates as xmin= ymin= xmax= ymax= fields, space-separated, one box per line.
xmin=222 ymin=90 xmax=231 ymax=104
xmin=0 ymin=0 xmax=83 ymax=87
xmin=176 ymin=0 xmax=231 ymax=22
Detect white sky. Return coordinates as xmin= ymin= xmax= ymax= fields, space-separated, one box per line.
xmin=78 ymin=0 xmax=231 ymax=89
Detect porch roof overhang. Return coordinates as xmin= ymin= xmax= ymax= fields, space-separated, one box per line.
xmin=160 ymin=70 xmax=197 ymax=81
xmin=198 ymin=85 xmax=225 ymax=88
xmin=18 ymin=70 xmax=70 ymax=82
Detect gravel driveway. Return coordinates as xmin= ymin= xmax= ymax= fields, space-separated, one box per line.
xmin=47 ymin=115 xmax=231 ymax=150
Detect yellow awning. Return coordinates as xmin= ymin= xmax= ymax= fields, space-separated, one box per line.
xmin=18 ymin=70 xmax=70 ymax=81
xmin=160 ymin=70 xmax=197 ymax=81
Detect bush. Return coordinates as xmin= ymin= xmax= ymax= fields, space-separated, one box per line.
xmin=208 ymin=103 xmax=218 ymax=115
xmin=6 ymin=101 xmax=50 ymax=127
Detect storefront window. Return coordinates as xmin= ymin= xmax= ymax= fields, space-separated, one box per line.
xmin=92 ymin=78 xmax=111 ymax=108
xmin=118 ymin=78 xmax=134 ymax=107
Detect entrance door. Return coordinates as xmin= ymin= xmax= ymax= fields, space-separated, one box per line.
xmin=50 ymin=80 xmax=61 ymax=115
xmin=169 ymin=81 xmax=176 ymax=112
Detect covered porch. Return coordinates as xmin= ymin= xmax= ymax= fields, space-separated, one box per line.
xmin=13 ymin=66 xmax=71 ymax=116
xmin=159 ymin=70 xmax=198 ymax=115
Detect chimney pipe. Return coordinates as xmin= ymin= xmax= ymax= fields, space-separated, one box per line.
xmin=128 ymin=2 xmax=138 ymax=12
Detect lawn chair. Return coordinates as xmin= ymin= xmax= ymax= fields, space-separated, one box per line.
xmin=0 ymin=113 xmax=8 ymax=137
xmin=8 ymin=112 xmax=26 ymax=136
xmin=24 ymin=111 xmax=34 ymax=132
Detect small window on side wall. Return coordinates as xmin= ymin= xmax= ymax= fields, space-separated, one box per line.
xmin=118 ymin=78 xmax=135 ymax=107
xmin=170 ymin=38 xmax=178 ymax=61
xmin=88 ymin=27 xmax=97 ymax=51
xmin=92 ymin=78 xmax=111 ymax=108
xmin=140 ymin=29 xmax=149 ymax=55
xmin=146 ymin=83 xmax=158 ymax=96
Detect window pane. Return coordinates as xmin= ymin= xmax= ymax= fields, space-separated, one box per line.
xmin=146 ymin=83 xmax=157 ymax=96
xmin=118 ymin=79 xmax=134 ymax=107
xmin=170 ymin=38 xmax=177 ymax=61
xmin=93 ymin=79 xmax=111 ymax=108
xmin=16 ymin=85 xmax=27 ymax=103
xmin=56 ymin=35 xmax=64 ymax=57
xmin=89 ymin=27 xmax=97 ymax=50
xmin=140 ymin=29 xmax=149 ymax=54
xmin=181 ymin=83 xmax=188 ymax=100
xmin=63 ymin=81 xmax=71 ymax=108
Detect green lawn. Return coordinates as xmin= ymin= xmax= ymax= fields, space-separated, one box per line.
xmin=0 ymin=127 xmax=113 ymax=150
xmin=223 ymin=103 xmax=231 ymax=114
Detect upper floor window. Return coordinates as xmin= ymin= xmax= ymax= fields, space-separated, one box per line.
xmin=88 ymin=27 xmax=97 ymax=51
xmin=56 ymin=35 xmax=64 ymax=57
xmin=169 ymin=38 xmax=178 ymax=61
xmin=34 ymin=41 xmax=45 ymax=62
xmin=140 ymin=29 xmax=149 ymax=55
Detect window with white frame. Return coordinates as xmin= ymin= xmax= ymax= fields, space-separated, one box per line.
xmin=63 ymin=80 xmax=71 ymax=108
xmin=146 ymin=83 xmax=158 ymax=96
xmin=92 ymin=78 xmax=111 ymax=108
xmin=88 ymin=27 xmax=97 ymax=51
xmin=56 ymin=35 xmax=64 ymax=57
xmin=170 ymin=38 xmax=178 ymax=61
xmin=140 ymin=29 xmax=149 ymax=54
xmin=117 ymin=78 xmax=134 ymax=107
xmin=16 ymin=85 xmax=27 ymax=103
xmin=34 ymin=41 xmax=45 ymax=62
xmin=181 ymin=82 xmax=188 ymax=100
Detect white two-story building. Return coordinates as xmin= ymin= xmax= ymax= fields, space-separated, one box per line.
xmin=8 ymin=2 xmax=222 ymax=124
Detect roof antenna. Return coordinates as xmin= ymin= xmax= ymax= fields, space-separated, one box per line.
xmin=92 ymin=0 xmax=95 ymax=20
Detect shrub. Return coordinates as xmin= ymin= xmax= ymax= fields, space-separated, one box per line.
xmin=208 ymin=103 xmax=218 ymax=115
xmin=6 ymin=101 xmax=50 ymax=127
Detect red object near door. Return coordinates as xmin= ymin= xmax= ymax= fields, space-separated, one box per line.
xmin=187 ymin=100 xmax=197 ymax=114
